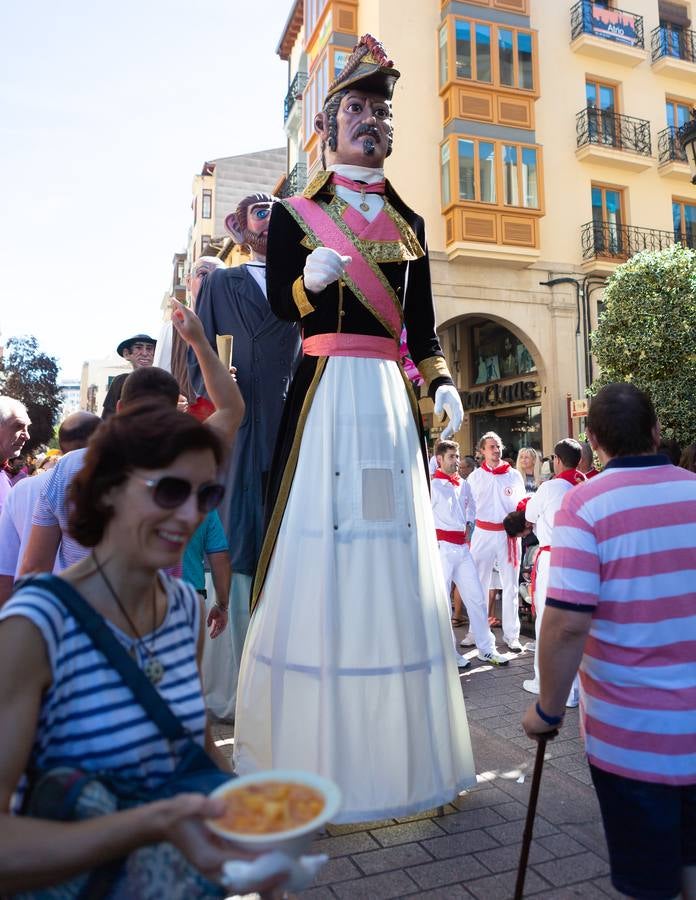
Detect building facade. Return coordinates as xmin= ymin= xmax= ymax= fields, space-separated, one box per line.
xmin=277 ymin=0 xmax=696 ymax=456
xmin=80 ymin=356 xmax=131 ymax=416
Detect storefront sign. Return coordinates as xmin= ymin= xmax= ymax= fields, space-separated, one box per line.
xmin=571 ymin=398 xmax=589 ymax=418
xmin=591 ymin=4 xmax=639 ymax=47
xmin=461 ymin=380 xmax=537 ymax=411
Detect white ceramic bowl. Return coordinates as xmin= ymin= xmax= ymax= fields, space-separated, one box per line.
xmin=206 ymin=769 xmax=342 ymax=856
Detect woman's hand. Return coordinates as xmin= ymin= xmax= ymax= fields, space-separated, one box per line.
xmin=207 ymin=603 xmax=228 ymax=639
xmin=157 ymin=794 xmax=289 ymax=890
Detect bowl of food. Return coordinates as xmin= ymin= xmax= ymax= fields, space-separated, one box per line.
xmin=207 ymin=770 xmax=342 ymax=855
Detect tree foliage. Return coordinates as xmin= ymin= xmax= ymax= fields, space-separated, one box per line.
xmin=590 ymin=243 xmax=696 ymax=445
xmin=0 ymin=336 xmax=63 ymax=452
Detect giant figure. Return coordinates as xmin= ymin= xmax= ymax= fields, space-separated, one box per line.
xmin=234 ymin=36 xmax=475 ymax=823
xmin=189 ymin=194 xmax=302 ymax=718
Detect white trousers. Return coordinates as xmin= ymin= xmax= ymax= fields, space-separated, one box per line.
xmin=470 ymin=528 xmax=521 ymax=644
xmin=534 ymin=552 xmax=579 ymax=705
xmin=438 ymin=541 xmax=495 ymax=656
xmin=201 ymin=572 xmax=251 ymax=721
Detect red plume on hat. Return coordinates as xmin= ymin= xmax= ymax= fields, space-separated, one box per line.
xmin=325 ymin=34 xmax=400 ymax=104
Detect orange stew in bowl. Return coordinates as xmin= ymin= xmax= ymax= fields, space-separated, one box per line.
xmin=218 ymin=781 xmax=325 ymax=834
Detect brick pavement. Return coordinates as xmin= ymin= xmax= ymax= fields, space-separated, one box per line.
xmin=213 ymin=631 xmax=618 ymax=900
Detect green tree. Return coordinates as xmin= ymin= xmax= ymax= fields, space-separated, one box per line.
xmin=0 ymin=336 xmax=63 ymax=452
xmin=590 ymin=243 xmax=696 ymax=445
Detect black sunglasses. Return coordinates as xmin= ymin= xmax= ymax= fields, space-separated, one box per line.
xmin=135 ymin=475 xmax=225 ymax=513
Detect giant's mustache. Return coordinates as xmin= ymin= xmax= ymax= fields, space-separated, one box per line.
xmin=354 ymin=123 xmax=381 ymax=141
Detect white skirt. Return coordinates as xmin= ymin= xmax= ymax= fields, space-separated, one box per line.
xmin=234 ymin=356 xmax=475 ymax=822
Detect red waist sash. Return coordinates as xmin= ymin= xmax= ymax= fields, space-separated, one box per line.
xmin=302 ymin=333 xmax=399 ymax=361
xmin=436 ymin=529 xmax=468 ymax=545
xmin=474 ymin=520 xmax=519 ymax=567
xmin=475 ymin=519 xmax=504 ymax=531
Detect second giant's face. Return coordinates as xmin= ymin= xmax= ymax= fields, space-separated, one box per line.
xmin=317 ymin=90 xmax=393 ymax=168
xmin=245 ymin=202 xmax=273 ymax=258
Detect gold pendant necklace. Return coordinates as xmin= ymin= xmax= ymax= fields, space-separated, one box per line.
xmin=359 ymin=186 xmax=370 ymax=212
xmin=92 ymin=552 xmax=165 ymax=685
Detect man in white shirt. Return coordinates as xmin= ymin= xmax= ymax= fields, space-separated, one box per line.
xmin=522 ymin=437 xmax=584 ymax=702
xmin=467 ymin=431 xmax=526 ymax=652
xmin=432 ymin=440 xmax=509 ymax=667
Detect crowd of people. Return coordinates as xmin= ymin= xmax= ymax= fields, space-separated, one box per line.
xmin=0 ymin=30 xmax=694 ymax=900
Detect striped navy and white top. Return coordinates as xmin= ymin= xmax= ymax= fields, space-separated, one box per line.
xmin=0 ymin=574 xmax=206 ymax=796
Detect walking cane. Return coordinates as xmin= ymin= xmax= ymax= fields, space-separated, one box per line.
xmin=513 ymin=734 xmax=553 ymax=900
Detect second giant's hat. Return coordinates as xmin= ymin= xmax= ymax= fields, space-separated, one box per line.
xmin=325 ymin=34 xmax=400 ymax=104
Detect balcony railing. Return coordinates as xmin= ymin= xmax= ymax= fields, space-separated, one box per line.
xmin=284 ymin=71 xmax=308 ymax=123
xmin=278 ymin=162 xmax=307 ymax=199
xmin=657 ymin=125 xmax=687 ymax=164
xmin=582 ymin=220 xmax=696 ymax=260
xmin=570 ymin=0 xmax=644 ymax=49
xmin=651 ymin=25 xmax=696 ymax=63
xmin=576 ymin=107 xmax=652 ymax=155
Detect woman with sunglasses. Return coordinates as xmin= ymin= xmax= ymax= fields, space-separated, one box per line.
xmin=0 ymin=402 xmax=280 ymax=897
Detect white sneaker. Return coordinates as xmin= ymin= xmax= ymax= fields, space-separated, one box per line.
xmin=506 ymin=639 xmax=524 ymax=653
xmin=522 ymin=679 xmax=540 ymax=695
xmin=455 ymin=653 xmax=471 ymax=669
xmin=478 ymin=650 xmax=509 ymax=667
xmin=459 ymin=632 xmax=476 ymax=647
xmin=566 ymin=690 xmax=580 ymax=708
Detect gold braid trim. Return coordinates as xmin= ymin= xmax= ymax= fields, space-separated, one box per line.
xmin=251 ymin=357 xmax=329 ymax=612
xmin=418 ymin=355 xmax=452 ymax=391
xmin=292 ymin=276 xmax=315 ymax=317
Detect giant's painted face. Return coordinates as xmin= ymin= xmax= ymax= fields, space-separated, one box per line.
xmin=244 ymin=202 xmax=273 ymax=257
xmin=316 ymin=90 xmax=393 ymax=168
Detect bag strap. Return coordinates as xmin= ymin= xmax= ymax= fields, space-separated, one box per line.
xmin=20 ymin=574 xmax=190 ymax=744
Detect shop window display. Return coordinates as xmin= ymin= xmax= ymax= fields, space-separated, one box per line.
xmin=472 ymin=322 xmax=535 ymax=385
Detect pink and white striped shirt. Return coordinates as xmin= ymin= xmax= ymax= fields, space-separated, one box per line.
xmin=547 ymin=455 xmax=696 ymax=785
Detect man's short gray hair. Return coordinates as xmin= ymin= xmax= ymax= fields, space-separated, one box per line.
xmin=188 ymin=256 xmax=225 ymax=277
xmin=0 ymin=396 xmax=28 ymax=425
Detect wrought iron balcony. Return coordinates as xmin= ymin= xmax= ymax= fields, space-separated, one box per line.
xmin=657 ymin=125 xmax=687 ymax=165
xmin=576 ymin=107 xmax=651 ymax=155
xmin=570 ymin=0 xmax=644 ymax=49
xmin=278 ymin=162 xmax=307 ymax=199
xmin=582 ymin=220 xmax=696 ymax=261
xmin=651 ymin=25 xmax=696 ymax=63
xmin=284 ymin=71 xmax=308 ymax=123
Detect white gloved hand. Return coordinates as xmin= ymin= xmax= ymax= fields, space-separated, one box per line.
xmin=303 ymin=247 xmax=352 ymax=294
xmin=221 ymin=851 xmax=329 ymax=894
xmin=434 ymin=384 xmax=463 ymax=440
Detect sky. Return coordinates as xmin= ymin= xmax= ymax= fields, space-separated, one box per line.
xmin=0 ymin=1 xmax=291 ymax=381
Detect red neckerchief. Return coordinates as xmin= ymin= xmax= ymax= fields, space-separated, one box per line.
xmin=555 ymin=468 xmax=586 ymax=486
xmin=481 ymin=461 xmax=511 ymax=475
xmin=433 ymin=468 xmax=461 ymax=487
xmin=586 ymin=467 xmax=599 ymax=479
xmin=331 ymin=173 xmax=386 ymax=195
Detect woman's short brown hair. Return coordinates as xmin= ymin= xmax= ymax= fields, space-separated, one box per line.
xmin=68 ymin=401 xmax=224 ymax=547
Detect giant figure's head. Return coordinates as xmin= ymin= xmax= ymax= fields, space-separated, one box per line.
xmin=314 ymin=34 xmax=400 ymax=169
xmin=224 ymin=192 xmax=278 ymax=261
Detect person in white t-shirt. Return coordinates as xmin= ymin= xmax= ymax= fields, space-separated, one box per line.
xmin=521 ymin=438 xmax=585 ymax=704
xmin=467 ymin=431 xmax=526 ymax=652
xmin=431 ymin=440 xmax=509 ymax=667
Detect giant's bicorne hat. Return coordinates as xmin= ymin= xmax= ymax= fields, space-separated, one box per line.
xmin=324 ymin=34 xmax=400 ymax=104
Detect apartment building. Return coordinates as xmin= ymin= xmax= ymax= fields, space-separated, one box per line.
xmin=276 ymin=0 xmax=696 ymax=455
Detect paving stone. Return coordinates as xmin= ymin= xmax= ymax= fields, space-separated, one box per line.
xmin=490 ymin=723 xmax=526 ymax=739
xmin=485 ymin=816 xmax=558 ymax=845
xmin=406 ymin=855 xmax=489 ymax=889
xmin=492 ymin=800 xmax=528 ymax=821
xmin=453 ymin=786 xmax=511 ymax=810
xmin=325 ymin=818 xmax=394 ymax=836
xmin=468 ymin=705 xmax=511 ymax=720
xmin=533 ymin=851 xmax=610 ymax=886
xmin=476 ymin=839 xmax=555 ymax=874
xmin=331 ymin=869 xmax=418 ymax=899
xmin=313 ymin=831 xmax=381 ymax=858
xmin=395 ymin=805 xmax=457 ymax=823
xmin=293 ymin=887 xmax=336 ymax=900
xmin=532 ymin=884 xmax=612 ymax=899
xmin=592 ymin=875 xmax=623 ymax=897
xmin=466 ymin=868 xmax=550 ymax=899
xmin=420 ymin=829 xmax=499 ymax=859
xmin=371 ymin=819 xmax=448 ymax=847
xmin=311 ymin=856 xmax=362 ymax=886
xmin=537 ymin=833 xmax=588 ymax=858
xmin=409 ymin=887 xmax=474 ymax=899
xmin=546 ymin=753 xmax=589 ymax=774
xmin=353 ymin=842 xmax=434 ymax=875
xmin=568 ymin=768 xmax=594 ymax=785
xmin=437 ymin=806 xmax=507 ymax=834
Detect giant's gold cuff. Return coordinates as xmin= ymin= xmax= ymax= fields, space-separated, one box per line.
xmin=417 ymin=355 xmax=452 ymax=390
xmin=292 ymin=276 xmax=316 ymax=318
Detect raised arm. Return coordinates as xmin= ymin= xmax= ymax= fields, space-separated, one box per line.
xmin=171 ymin=299 xmax=244 ymax=445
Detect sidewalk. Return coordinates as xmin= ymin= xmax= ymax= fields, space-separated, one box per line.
xmin=213 ymin=641 xmax=618 ymax=899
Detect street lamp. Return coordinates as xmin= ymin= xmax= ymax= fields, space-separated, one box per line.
xmin=678 ymin=108 xmax=696 ymax=184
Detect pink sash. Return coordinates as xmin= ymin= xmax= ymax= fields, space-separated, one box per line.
xmin=303 ymin=333 xmax=399 ymax=360
xmin=285 ymin=196 xmax=402 ymax=339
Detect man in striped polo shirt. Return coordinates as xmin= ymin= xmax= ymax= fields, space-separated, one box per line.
xmin=523 ymin=383 xmax=696 ymax=900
